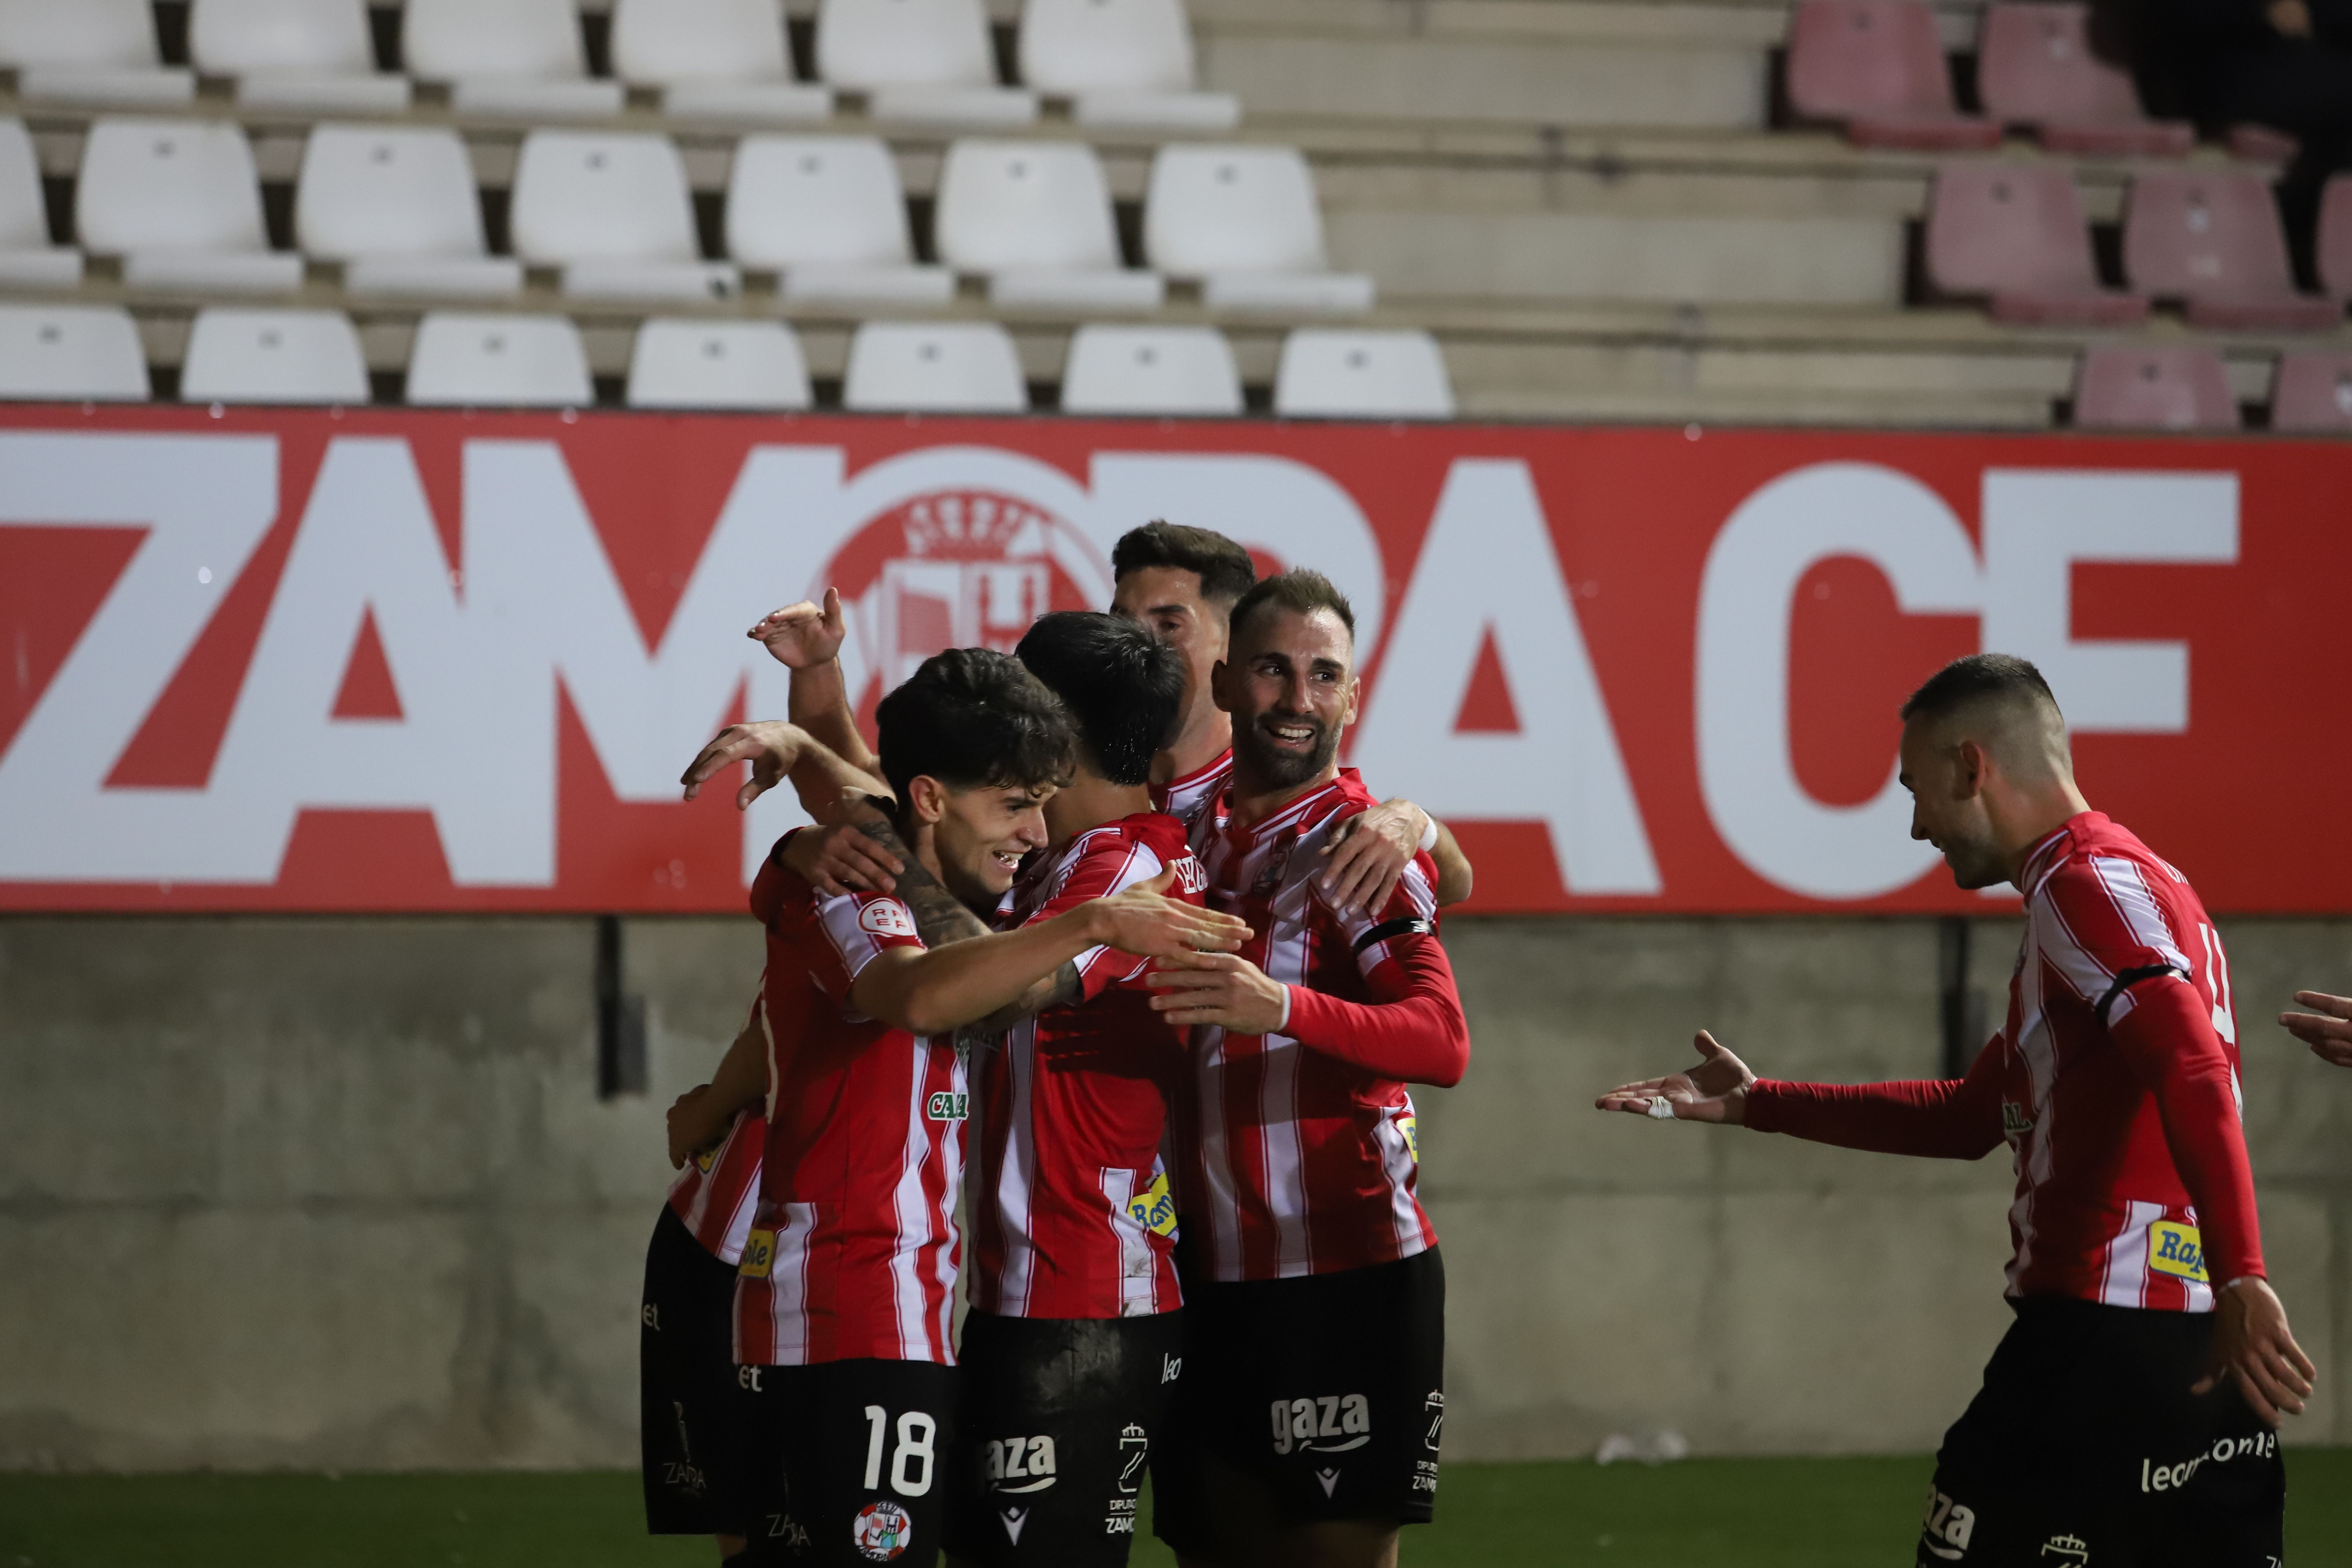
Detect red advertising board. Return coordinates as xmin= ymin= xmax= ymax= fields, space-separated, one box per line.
xmin=0 ymin=405 xmax=2344 ymax=915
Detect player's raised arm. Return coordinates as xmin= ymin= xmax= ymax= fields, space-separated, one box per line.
xmin=2281 ymin=990 xmax=2352 ymax=1067
xmin=679 ymin=719 xmax=884 ymax=818
xmin=747 ymin=588 xmax=880 ymax=779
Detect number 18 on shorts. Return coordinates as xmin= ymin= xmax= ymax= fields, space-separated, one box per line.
xmin=741 ymin=1360 xmax=957 ymax=1567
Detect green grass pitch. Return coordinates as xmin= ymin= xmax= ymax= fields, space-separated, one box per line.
xmin=5 ymin=1454 xmax=2350 ymax=1567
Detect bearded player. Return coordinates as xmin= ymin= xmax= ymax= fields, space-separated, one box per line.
xmin=1142 ymin=570 xmax=1472 ymax=1568
xmin=1599 ymin=654 xmax=2314 ymax=1567
xmin=678 ymin=656 xmax=1246 ymax=1568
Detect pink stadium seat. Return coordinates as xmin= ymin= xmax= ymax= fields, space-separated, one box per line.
xmin=1976 ymin=4 xmax=2192 ymax=156
xmin=2121 ymin=171 xmax=2342 ymax=329
xmin=2072 ymin=345 xmax=2239 ymax=430
xmin=2268 ymin=350 xmax=2352 ymax=433
xmin=1785 ymin=0 xmax=2000 ymax=150
xmin=2320 ymin=173 xmax=2352 ymax=302
xmin=1925 ymin=164 xmax=2149 ymax=323
xmin=2226 ymin=124 xmax=2299 ymax=164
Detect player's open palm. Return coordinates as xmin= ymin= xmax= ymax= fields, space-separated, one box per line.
xmin=1595 ymin=1031 xmax=1757 ymax=1124
xmin=1092 ymin=868 xmax=1250 ymax=959
xmin=747 ymin=587 xmax=848 ymax=669
xmin=680 ymin=720 xmax=801 ymax=808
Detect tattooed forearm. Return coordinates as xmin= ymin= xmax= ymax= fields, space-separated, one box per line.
xmin=849 ymin=809 xmax=992 ymax=947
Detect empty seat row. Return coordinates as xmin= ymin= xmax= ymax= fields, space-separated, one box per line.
xmin=1790 ymin=0 xmax=2281 ymax=157
xmin=0 ymin=0 xmax=1236 ymax=130
xmin=0 ymin=305 xmax=1457 ymax=419
xmin=1928 ymin=166 xmax=2351 ymax=329
xmin=2072 ymin=343 xmax=2352 ymax=433
xmin=0 ymin=118 xmax=1370 ymax=313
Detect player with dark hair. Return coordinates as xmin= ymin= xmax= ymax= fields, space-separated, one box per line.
xmin=943 ymin=611 xmax=1204 ymax=1568
xmin=677 ymin=653 xmax=1248 ymax=1568
xmin=1599 ymin=651 xmax=2315 ymax=1567
xmin=1141 ymin=569 xmax=1473 ymax=1568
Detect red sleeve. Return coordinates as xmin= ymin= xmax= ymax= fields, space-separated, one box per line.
xmin=1022 ymin=831 xmax=1174 ymax=1000
xmin=1281 ymin=934 xmax=1470 ymax=1088
xmin=2108 ymin=975 xmax=2266 ymax=1284
xmin=1743 ymin=1035 xmax=2007 ymax=1159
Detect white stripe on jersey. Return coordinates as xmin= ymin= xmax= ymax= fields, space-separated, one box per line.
xmin=888 ymin=1044 xmax=951 ymax=1363
xmin=2036 ymin=887 xmax=2117 ymax=1007
xmin=2087 ymin=856 xmax=2193 ymax=1023
xmin=2099 ymin=1199 xmax=2165 ymax=1309
xmin=2005 ymin=922 xmax=2057 ymax=1294
xmin=995 ymin=1018 xmax=1041 ymax=1315
xmin=1371 ymin=1105 xmax=1422 ymax=1257
xmin=1098 ymin=1168 xmax=1155 ymax=1318
xmin=760 ymin=1200 xmax=818 ymax=1364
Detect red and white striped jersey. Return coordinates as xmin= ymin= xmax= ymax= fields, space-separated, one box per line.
xmin=1748 ymin=812 xmax=2263 ymax=1313
xmin=1151 ymin=748 xmax=1231 ymax=835
xmin=734 ymin=850 xmax=966 ymax=1366
xmin=969 ymin=811 xmax=1204 ymax=1320
xmin=1173 ymin=770 xmax=1447 ymax=1282
xmin=668 ymin=1105 xmax=764 ymax=1266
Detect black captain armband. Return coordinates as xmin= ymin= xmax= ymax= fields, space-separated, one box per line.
xmin=2095 ymin=962 xmax=2192 ymax=1027
xmin=1354 ymin=917 xmax=1435 ymax=955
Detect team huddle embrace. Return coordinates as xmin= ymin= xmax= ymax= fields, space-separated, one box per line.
xmin=646 ymin=525 xmax=1475 ymax=1568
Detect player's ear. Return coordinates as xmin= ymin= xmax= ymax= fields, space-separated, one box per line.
xmin=1208 ymin=657 xmax=1235 ymax=714
xmin=1953 ymin=738 xmax=1987 ymax=799
xmin=1342 ymin=673 xmax=1361 ymax=727
xmin=906 ymin=775 xmax=949 ymax=825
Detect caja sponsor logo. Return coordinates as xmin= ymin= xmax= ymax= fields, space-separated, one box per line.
xmin=1919 ymin=1487 xmax=1975 ymax=1561
xmin=984 ymin=1434 xmax=1058 ymax=1493
xmin=926 ymin=1090 xmax=968 ymax=1122
xmin=1271 ymin=1393 xmax=1371 ymax=1456
xmin=2140 ymin=1429 xmax=2277 ymax=1492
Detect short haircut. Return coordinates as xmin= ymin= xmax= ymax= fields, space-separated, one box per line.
xmin=874 ymin=648 xmax=1075 ymax=806
xmin=1900 ymin=652 xmax=2071 ymax=778
xmin=1227 ymin=568 xmax=1355 ymax=650
xmin=1112 ymin=521 xmax=1257 ymax=606
xmin=1015 ymin=611 xmax=1186 ymax=787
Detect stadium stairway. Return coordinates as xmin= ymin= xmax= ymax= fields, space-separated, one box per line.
xmin=2 ymin=0 xmax=2340 ymax=426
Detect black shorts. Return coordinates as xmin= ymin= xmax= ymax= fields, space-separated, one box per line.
xmin=1153 ymin=1247 xmax=1445 ymax=1555
xmin=1918 ymin=1297 xmax=2284 ymax=1568
xmin=944 ymin=1309 xmax=1185 ymax=1567
xmin=741 ymin=1357 xmax=959 ymax=1567
xmin=641 ymin=1204 xmax=756 ymax=1537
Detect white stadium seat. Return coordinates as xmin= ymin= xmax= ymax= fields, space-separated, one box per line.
xmin=843 ymin=320 xmax=1028 ymax=412
xmin=1060 ymin=324 xmax=1240 ymax=415
xmin=726 ymin=135 xmax=954 ymax=305
xmin=935 ymin=139 xmax=1162 ymax=310
xmin=1018 ymin=0 xmax=1238 ymax=130
xmin=405 ymin=0 xmax=622 ymax=118
xmin=179 ymin=308 xmax=371 ymax=405
xmin=626 ymin=318 xmax=812 ymax=409
xmin=1144 ymin=145 xmax=1375 ymax=313
xmin=193 ymin=0 xmax=412 ymax=113
xmin=0 ymin=304 xmax=150 ymax=401
xmin=0 ymin=118 xmax=82 ymax=289
xmin=296 ymin=124 xmax=522 ymax=297
xmin=1274 ymin=329 xmax=1453 ymax=419
xmin=77 ymin=117 xmax=303 ymax=294
xmin=510 ymin=130 xmax=739 ymax=300
xmin=612 ymin=0 xmax=830 ymax=120
xmin=1 ymin=0 xmax=194 ymax=107
xmin=818 ymin=0 xmax=1037 ymax=125
xmin=406 ymin=312 xmax=593 ymax=406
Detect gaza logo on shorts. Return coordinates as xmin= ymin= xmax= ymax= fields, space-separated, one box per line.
xmin=852 ymin=1500 xmax=913 ymax=1561
xmin=984 ymin=1435 xmax=1058 ymax=1493
xmin=1918 ymin=1487 xmax=1975 ymax=1560
xmin=1271 ymin=1394 xmax=1370 ymax=1456
xmin=738 ymin=1228 xmax=776 ymax=1280
xmin=1126 ymin=1171 xmax=1179 ymax=1239
xmin=926 ymin=1091 xmax=968 ymax=1121
xmin=860 ymin=899 xmax=919 ymax=939
xmin=2148 ymin=1220 xmax=2208 ymax=1283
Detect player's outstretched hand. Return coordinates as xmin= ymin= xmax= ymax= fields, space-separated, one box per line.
xmin=1089 ymin=867 xmax=1250 ymax=960
xmin=747 ymin=588 xmax=848 ymax=669
xmin=666 ymin=1084 xmax=725 ymax=1170
xmin=1594 ymin=1031 xmax=1757 ymax=1124
xmin=2196 ymin=1277 xmax=2316 ymax=1424
xmin=681 ymin=720 xmax=802 ymax=810
xmin=779 ymin=818 xmax=904 ymax=897
xmin=1319 ymin=799 xmax=1425 ymax=915
xmin=1144 ymin=950 xmax=1288 ymax=1033
xmin=2279 ymin=991 xmax=2352 ymax=1067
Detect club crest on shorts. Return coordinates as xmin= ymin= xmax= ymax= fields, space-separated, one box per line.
xmin=852 ymin=1499 xmax=913 ymax=1561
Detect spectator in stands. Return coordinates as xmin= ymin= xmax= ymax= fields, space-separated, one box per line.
xmin=2105 ymin=0 xmax=2352 ymax=286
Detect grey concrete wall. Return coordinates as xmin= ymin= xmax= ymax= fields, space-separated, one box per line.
xmin=2 ymin=913 xmax=2347 ymax=1472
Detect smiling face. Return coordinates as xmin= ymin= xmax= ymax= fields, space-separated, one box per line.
xmin=1215 ymin=604 xmax=1358 ymax=792
xmin=1112 ymin=565 xmax=1230 ymax=721
xmin=910 ymin=775 xmax=1055 ymax=905
xmin=1898 ymin=718 xmax=2006 ymax=890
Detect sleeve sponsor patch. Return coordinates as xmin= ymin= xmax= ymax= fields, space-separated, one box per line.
xmin=859 ymin=898 xmax=918 ymax=939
